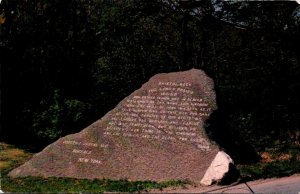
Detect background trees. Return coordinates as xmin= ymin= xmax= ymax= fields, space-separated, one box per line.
xmin=1 ymin=0 xmax=299 ymax=162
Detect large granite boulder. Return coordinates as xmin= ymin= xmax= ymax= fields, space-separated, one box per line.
xmin=9 ymin=69 xmax=235 ymax=184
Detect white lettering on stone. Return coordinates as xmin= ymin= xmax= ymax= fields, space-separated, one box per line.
xmin=103 ymin=81 xmax=212 ymax=151
xmin=78 ymin=158 xmax=102 ymax=165
xmin=72 ymin=149 xmax=92 ymax=154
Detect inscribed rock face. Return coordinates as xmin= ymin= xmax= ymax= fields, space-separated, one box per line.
xmin=9 ymin=69 xmax=223 ymax=183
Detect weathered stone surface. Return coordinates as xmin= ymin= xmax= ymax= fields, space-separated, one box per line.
xmin=9 ymin=69 xmax=230 ymax=183
xmin=200 ymin=151 xmax=234 ymax=186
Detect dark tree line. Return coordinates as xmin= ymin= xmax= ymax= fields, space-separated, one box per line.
xmin=1 ymin=0 xmax=299 ymax=162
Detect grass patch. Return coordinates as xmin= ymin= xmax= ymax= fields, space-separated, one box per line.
xmin=2 ymin=176 xmax=189 ymax=193
xmin=0 ymin=143 xmax=32 ymax=175
xmin=238 ymin=159 xmax=300 ymax=181
xmin=237 ymin=145 xmax=300 ymax=181
xmin=0 ymin=142 xmax=189 ymax=192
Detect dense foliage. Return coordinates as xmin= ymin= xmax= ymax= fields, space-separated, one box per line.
xmin=1 ymin=0 xmax=299 ymax=162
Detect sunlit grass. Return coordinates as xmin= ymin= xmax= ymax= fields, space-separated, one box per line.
xmin=0 ymin=143 xmax=32 ymax=174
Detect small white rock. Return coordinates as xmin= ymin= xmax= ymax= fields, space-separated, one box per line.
xmin=200 ymin=151 xmax=234 ymax=186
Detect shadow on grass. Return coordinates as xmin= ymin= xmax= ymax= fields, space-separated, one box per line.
xmin=238 ymin=158 xmax=300 ymax=182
